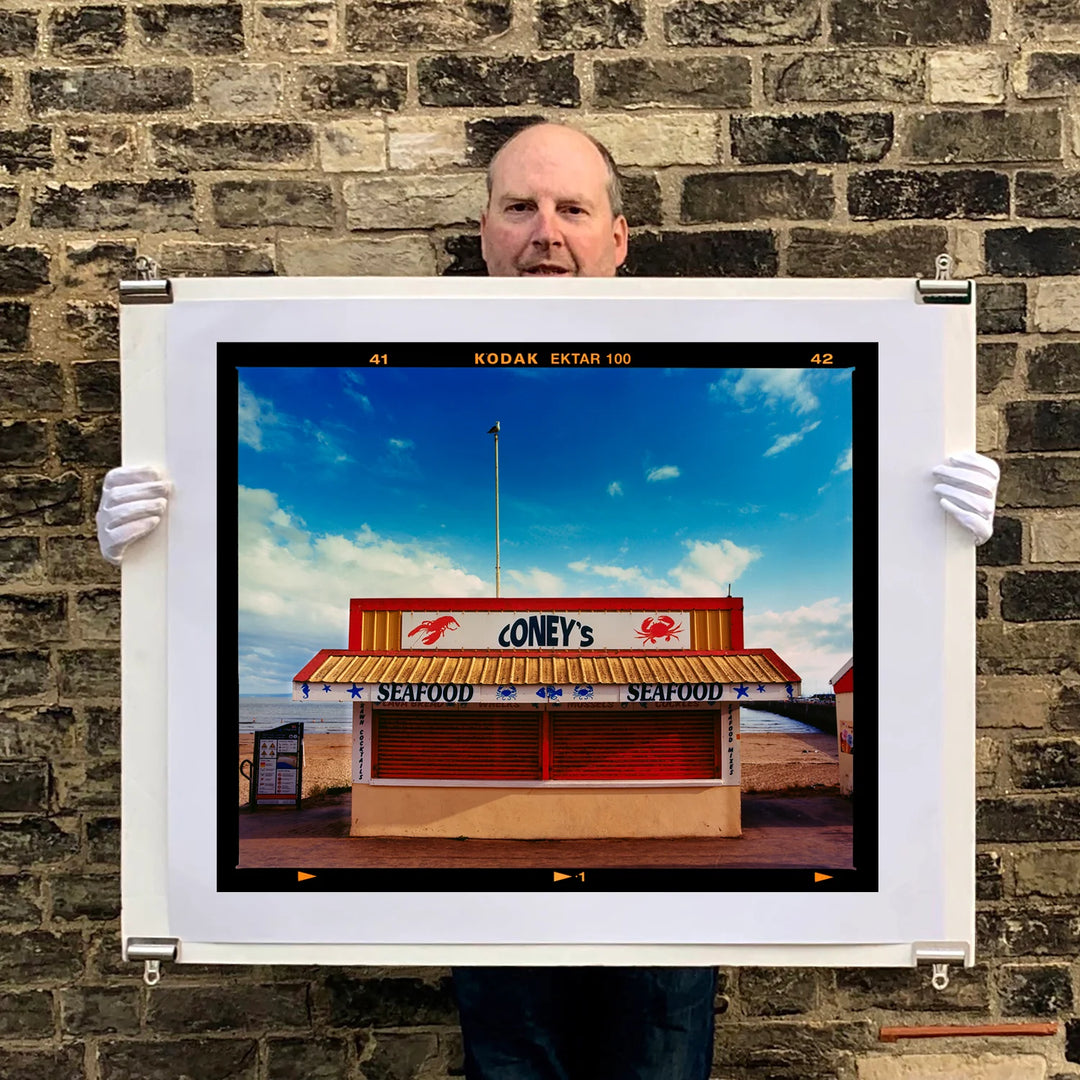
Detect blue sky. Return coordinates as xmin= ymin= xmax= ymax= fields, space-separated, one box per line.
xmin=237 ymin=363 xmax=853 ymax=695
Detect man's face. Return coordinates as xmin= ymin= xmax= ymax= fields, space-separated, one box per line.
xmin=480 ymin=125 xmax=629 ymax=278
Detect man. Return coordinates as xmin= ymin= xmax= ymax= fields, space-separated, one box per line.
xmin=97 ymin=121 xmax=1000 ymax=1079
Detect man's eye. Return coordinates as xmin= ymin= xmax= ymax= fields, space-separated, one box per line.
xmin=563 ymin=206 xmax=586 ymax=215
xmin=507 ymin=203 xmax=530 ymax=212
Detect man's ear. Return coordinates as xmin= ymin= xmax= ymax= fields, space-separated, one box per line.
xmin=613 ymin=214 xmax=629 ymax=268
xmin=479 ymin=210 xmax=489 ymax=265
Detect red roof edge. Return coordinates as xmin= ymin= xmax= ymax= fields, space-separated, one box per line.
xmin=294 ymin=649 xmax=335 ymax=683
xmin=347 ymin=597 xmax=744 ymax=612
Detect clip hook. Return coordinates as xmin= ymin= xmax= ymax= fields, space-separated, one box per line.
xmin=934 ymin=254 xmax=953 ymax=280
xmin=931 ymin=963 xmax=950 ymax=991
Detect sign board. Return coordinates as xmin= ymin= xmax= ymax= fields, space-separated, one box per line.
xmin=119 ymin=277 xmax=975 ymax=968
xmin=251 ymin=722 xmax=304 ymax=808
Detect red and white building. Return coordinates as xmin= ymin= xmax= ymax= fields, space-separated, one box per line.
xmin=294 ymin=597 xmax=801 ymax=839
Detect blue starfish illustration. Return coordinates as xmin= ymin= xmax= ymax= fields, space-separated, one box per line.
xmin=734 ymin=684 xmax=749 ymax=699
xmin=322 ymin=684 xmax=332 ymax=693
xmin=757 ymin=684 xmax=766 ymax=693
xmin=347 ymin=684 xmax=362 ymax=699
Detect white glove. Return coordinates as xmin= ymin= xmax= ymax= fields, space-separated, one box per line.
xmin=932 ymin=451 xmax=999 ymax=546
xmin=96 ymin=466 xmax=171 ymax=566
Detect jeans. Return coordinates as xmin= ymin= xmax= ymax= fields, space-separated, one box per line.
xmin=452 ymin=966 xmax=717 ymax=1080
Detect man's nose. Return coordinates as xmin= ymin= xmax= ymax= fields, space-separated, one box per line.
xmin=530 ymin=206 xmax=563 ymax=246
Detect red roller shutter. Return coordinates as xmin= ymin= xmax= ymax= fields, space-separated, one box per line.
xmin=373 ymin=710 xmax=542 ymax=780
xmin=551 ymin=711 xmax=717 ymax=780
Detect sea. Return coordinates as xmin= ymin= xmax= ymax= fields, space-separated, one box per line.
xmin=237 ymin=696 xmax=821 ymax=735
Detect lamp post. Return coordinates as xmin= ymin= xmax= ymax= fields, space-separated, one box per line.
xmin=488 ymin=422 xmax=501 ymax=597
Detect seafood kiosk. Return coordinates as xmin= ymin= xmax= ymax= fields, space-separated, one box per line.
xmin=293 ymin=597 xmax=801 ymax=839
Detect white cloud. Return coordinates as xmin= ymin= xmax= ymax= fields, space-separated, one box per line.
xmin=505 ymin=568 xmax=566 ymax=596
xmin=568 ymin=559 xmax=663 ymax=591
xmin=744 ymin=597 xmax=853 ymax=695
xmin=238 ymin=379 xmax=354 ymax=465
xmin=607 ymin=480 xmax=623 ymax=497
xmin=389 ymin=437 xmax=413 ymax=451
xmin=341 ymin=370 xmax=373 ymax=413
xmin=237 ymin=485 xmax=488 ymax=692
xmin=646 ymin=465 xmax=680 ymax=483
xmin=834 ymin=446 xmax=853 ymax=473
xmin=238 ymin=380 xmax=278 ymax=451
xmin=712 ymin=369 xmax=820 ymax=415
xmin=764 ymin=420 xmax=820 ymax=457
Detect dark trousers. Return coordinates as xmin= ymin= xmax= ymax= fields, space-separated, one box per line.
xmin=452 ymin=967 xmax=717 ymax=1080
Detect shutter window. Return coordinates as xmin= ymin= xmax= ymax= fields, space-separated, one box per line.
xmin=373 ymin=710 xmax=541 ymax=780
xmin=551 ymin=711 xmax=716 ymax=780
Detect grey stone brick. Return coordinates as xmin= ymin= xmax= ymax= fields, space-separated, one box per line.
xmin=682 ymin=170 xmax=833 ymax=222
xmin=0 ymin=474 xmax=81 ymax=526
xmin=739 ymin=968 xmax=817 ymax=1015
xmin=158 ymin=242 xmax=275 ymax=276
xmin=464 ymin=115 xmax=546 ymax=166
xmin=732 ymin=112 xmax=892 ymax=164
xmin=30 ymin=66 xmax=194 ymax=114
xmin=0 ymin=1047 xmax=83 ymax=1080
xmin=442 ymin=234 xmax=485 ymax=275
xmin=418 ymin=55 xmax=579 ymax=107
xmin=60 ymin=125 xmax=138 ymax=170
xmin=62 ymin=301 xmax=119 ymax=356
xmin=49 ymin=6 xmax=126 ymax=58
xmin=201 ymin=63 xmax=284 ymax=115
xmin=0 ymin=763 xmax=49 ymax=814
xmin=665 ymin=0 xmax=819 ymax=43
xmin=0 ymin=420 xmax=48 ymax=466
xmin=1001 ymin=569 xmax=1080 ymax=622
xmin=0 ymin=931 xmax=82 ymax=981
xmin=1029 ymin=342 xmax=1080 ymax=392
xmin=133 ymin=3 xmax=243 ymax=53
xmin=905 ymin=109 xmax=1062 ymax=163
xmin=0 ymin=991 xmax=53 ymax=1037
xmin=0 ymin=818 xmax=79 ymax=864
xmin=151 ymin=121 xmax=315 ymax=170
xmin=57 ymin=648 xmax=120 ymax=699
xmin=622 ymin=229 xmax=778 ymax=276
xmin=787 ymin=225 xmax=947 ymax=276
xmin=32 ymin=180 xmax=196 ymax=231
xmin=63 ymin=242 xmax=138 ymax=292
xmin=0 ymin=594 xmax=66 ymax=645
xmin=834 ymin=966 xmax=989 ymax=1010
xmin=0 ymin=246 xmax=50 ymax=295
xmin=618 ymin=174 xmax=661 ymax=226
xmin=345 ymin=0 xmax=511 ymax=50
xmin=0 ymin=187 xmax=17 ymax=229
xmin=1051 ymin=686 xmax=1080 ymax=732
xmin=0 ymin=127 xmax=56 ymax=174
xmin=0 ymin=74 xmax=12 ymax=112
xmin=0 ymin=303 xmax=30 ymax=351
xmin=999 ymin=965 xmax=1073 ymax=1015
xmin=976 ymin=515 xmax=1021 ymax=566
xmin=73 ymin=361 xmax=120 ymax=413
xmin=987 ymin=227 xmax=1080 ymax=275
xmin=212 ymin=179 xmax=334 ymax=227
xmin=765 ymin=49 xmax=923 ymax=103
xmin=832 ymin=0 xmax=989 ymax=43
xmin=594 ymin=56 xmax=750 ymax=107
xmin=86 ymin=705 xmax=120 ymax=756
xmin=74 ymin=589 xmax=120 ymax=640
xmin=997 ymin=455 xmax=1080 ymax=505
xmin=298 ymin=64 xmax=406 ymax=110
xmin=97 ymin=1040 xmax=259 ymax=1080
xmin=1016 ymin=0 xmax=1080 ymax=37
xmin=258 ymin=3 xmax=337 ymax=52
xmin=1006 ymin=401 xmax=1080 ymax=451
xmin=51 ymin=874 xmax=120 ymax=920
xmin=363 ymin=1032 xmax=439 ymax=1080
xmin=45 ymin=536 xmax=119 ymax=584
xmin=848 ymin=168 xmax=1008 ymax=219
xmin=0 ymin=12 xmax=39 ymax=57
xmin=0 ymin=874 xmax=42 ymax=922
xmin=86 ymin=816 xmax=119 ymax=864
xmin=537 ymin=0 xmax=645 ymax=48
xmin=976 ymin=282 xmax=1026 ymax=333
xmin=976 ymin=850 xmax=1002 ymax=900
xmin=148 ymin=984 xmax=312 ymax=1033
xmin=266 ymin=1037 xmax=350 ymax=1080
xmin=977 ymin=341 xmax=1016 ymax=394
xmin=61 ymin=987 xmax=139 ymax=1035
xmin=325 ymin=974 xmax=457 ymax=1027
xmin=52 ymin=757 xmax=117 ymax=811
xmin=1070 ymin=1018 xmax=1080 ymax=1063
xmin=56 ymin=417 xmax=120 ymax=466
xmin=976 ymin=570 xmax=988 ymax=619
xmin=978 ymin=794 xmax=1080 ymax=842
xmin=0 ymin=706 xmax=78 ymax=759
xmin=0 ymin=537 xmax=41 ymax=583
xmin=978 ymin=619 xmax=1080 ymax=674
xmin=1012 ymin=736 xmax=1080 ymax=788
xmin=711 ymin=1020 xmax=875 ymax=1073
xmin=1026 ymin=52 xmax=1080 ymax=94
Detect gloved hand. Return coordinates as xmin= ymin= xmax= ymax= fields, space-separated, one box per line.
xmin=96 ymin=465 xmax=171 ymax=565
xmin=932 ymin=451 xmax=999 ymax=546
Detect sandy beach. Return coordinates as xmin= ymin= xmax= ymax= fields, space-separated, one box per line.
xmin=238 ymin=731 xmax=839 ymax=806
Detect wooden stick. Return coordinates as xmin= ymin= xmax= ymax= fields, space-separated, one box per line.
xmin=879 ymin=1023 xmax=1058 ymax=1043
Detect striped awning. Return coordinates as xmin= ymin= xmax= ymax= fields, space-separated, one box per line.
xmin=295 ymin=649 xmax=799 ymax=687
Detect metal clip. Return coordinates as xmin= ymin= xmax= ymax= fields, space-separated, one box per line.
xmin=916 ymin=252 xmax=971 ymax=305
xmin=120 ymin=256 xmax=172 ymax=304
xmin=134 ymin=255 xmax=160 ymax=280
xmin=931 ymin=963 xmax=950 ymax=991
xmin=935 ymin=253 xmax=953 ymax=280
xmin=126 ymin=937 xmax=178 ymax=986
xmin=144 ymin=959 xmax=162 ymax=987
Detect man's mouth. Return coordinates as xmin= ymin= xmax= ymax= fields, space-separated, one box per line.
xmin=519 ymin=264 xmax=573 ymax=275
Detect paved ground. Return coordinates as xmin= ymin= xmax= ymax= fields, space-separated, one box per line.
xmin=237 ymin=793 xmax=853 ymax=870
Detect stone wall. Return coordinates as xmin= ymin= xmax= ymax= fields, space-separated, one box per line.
xmin=1 ymin=0 xmax=1079 ymax=1076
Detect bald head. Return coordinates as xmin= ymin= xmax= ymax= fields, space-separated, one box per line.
xmin=480 ymin=123 xmax=629 ymax=278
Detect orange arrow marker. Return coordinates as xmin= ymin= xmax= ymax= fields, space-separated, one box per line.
xmin=554 ymin=871 xmax=571 ymax=881
xmin=814 ymin=873 xmax=833 ymax=883
xmin=298 ymin=871 xmax=315 ymax=882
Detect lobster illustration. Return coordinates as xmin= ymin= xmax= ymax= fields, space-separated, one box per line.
xmin=408 ymin=615 xmax=460 ymax=645
xmin=634 ymin=615 xmax=682 ymax=644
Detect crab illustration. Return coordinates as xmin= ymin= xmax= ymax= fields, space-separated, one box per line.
xmin=573 ymin=684 xmax=594 ymax=701
xmin=408 ymin=615 xmax=460 ymax=645
xmin=496 ymin=685 xmax=517 ymax=701
xmin=634 ymin=615 xmax=683 ymax=644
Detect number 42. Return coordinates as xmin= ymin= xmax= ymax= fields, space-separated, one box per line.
xmin=810 ymin=353 xmax=833 ymax=365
